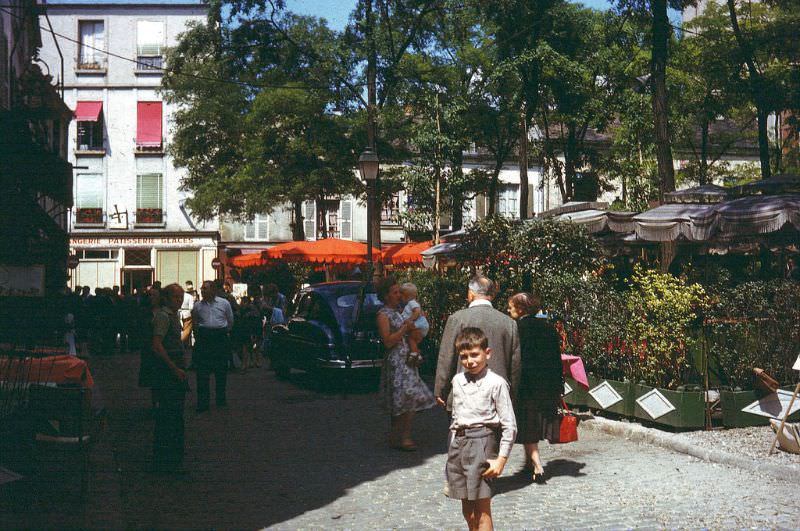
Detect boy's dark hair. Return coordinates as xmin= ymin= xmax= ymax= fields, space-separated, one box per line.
xmin=454 ymin=327 xmax=488 ymax=353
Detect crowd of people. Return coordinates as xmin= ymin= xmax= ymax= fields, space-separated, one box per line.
xmin=376 ymin=274 xmax=563 ymax=531
xmin=66 ymin=271 xmax=563 ymax=526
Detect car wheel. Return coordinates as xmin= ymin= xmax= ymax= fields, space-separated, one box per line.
xmin=273 ymin=360 xmax=290 ymax=379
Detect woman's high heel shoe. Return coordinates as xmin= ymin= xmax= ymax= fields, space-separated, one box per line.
xmin=532 ymin=470 xmax=546 ymax=484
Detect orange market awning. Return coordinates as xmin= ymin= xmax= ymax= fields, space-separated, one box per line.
xmin=277 ymin=238 xmax=382 ymax=264
xmin=382 ymin=240 xmax=432 ymax=265
xmin=229 ymin=252 xmax=266 ymax=268
xmin=262 ymin=241 xmax=311 ymax=260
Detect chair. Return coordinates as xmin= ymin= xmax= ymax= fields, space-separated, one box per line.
xmin=769 ymin=418 xmax=800 ymax=455
xmin=27 ymin=384 xmax=93 ymax=501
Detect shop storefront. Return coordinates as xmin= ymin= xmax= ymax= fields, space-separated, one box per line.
xmin=69 ymin=232 xmax=219 ymax=293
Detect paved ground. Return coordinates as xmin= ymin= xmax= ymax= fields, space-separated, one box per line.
xmin=2 ymin=351 xmax=799 ymax=530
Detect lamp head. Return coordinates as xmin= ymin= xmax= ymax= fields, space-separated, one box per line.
xmin=358 ymin=147 xmax=379 ymax=182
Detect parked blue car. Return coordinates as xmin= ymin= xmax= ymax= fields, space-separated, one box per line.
xmin=269 ymin=281 xmax=384 ymax=379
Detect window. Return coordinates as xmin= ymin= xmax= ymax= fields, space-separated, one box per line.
xmin=124 ymin=249 xmax=151 ymax=266
xmin=381 ymin=193 xmax=400 ymax=224
xmin=78 ymin=20 xmax=105 ymax=70
xmin=136 ymin=173 xmax=163 ymax=224
xmin=136 ymin=101 xmax=162 ymax=149
xmin=136 ymin=20 xmax=164 ymax=71
xmin=77 ymin=249 xmax=118 ymax=260
xmin=496 ymin=184 xmax=519 ymax=219
xmin=244 ymin=214 xmax=269 ymax=240
xmin=75 ymin=174 xmax=103 ymax=225
xmin=74 ymin=101 xmax=103 ymax=151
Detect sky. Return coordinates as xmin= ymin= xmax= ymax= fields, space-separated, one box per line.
xmin=287 ymin=0 xmax=619 ymax=31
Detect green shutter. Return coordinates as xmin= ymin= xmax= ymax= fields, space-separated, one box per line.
xmin=137 ymin=173 xmax=163 ymax=210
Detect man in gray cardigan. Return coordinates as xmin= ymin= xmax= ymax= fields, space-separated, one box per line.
xmin=434 ymin=275 xmax=521 ymax=409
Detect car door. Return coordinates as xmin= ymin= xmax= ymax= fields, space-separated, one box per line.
xmin=278 ymin=292 xmax=335 ymax=371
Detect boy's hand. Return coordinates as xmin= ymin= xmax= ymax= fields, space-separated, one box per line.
xmin=482 ymin=456 xmax=507 ymax=479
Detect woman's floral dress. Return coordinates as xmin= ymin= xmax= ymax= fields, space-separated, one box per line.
xmin=379 ymin=306 xmax=436 ymax=416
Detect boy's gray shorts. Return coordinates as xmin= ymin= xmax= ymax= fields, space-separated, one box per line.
xmin=446 ymin=426 xmax=498 ymax=500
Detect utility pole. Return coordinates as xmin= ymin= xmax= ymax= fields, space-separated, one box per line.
xmin=365 ymin=0 xmax=382 ymax=278
xmin=434 ymin=91 xmax=442 ymax=245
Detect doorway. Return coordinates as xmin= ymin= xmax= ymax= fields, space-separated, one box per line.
xmin=124 ymin=269 xmax=153 ymax=295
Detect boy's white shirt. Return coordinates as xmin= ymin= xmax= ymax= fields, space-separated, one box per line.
xmin=449 ymin=367 xmax=517 ymax=458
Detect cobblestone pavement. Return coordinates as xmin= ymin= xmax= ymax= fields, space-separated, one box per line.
xmin=3 ymin=352 xmax=798 ymax=530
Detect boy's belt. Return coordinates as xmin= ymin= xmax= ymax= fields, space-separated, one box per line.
xmin=452 ymin=425 xmax=495 ymax=438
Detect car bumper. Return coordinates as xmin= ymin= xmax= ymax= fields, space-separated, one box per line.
xmin=318 ymin=358 xmax=382 ymax=369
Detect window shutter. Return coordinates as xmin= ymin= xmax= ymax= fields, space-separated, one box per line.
xmin=339 ymin=200 xmax=352 ymax=240
xmin=257 ymin=214 xmax=269 ymax=240
xmin=137 ymin=173 xmax=163 ymax=210
xmin=136 ymin=101 xmax=163 ymax=147
xmin=136 ymin=20 xmax=163 ymax=56
xmin=303 ymin=200 xmax=316 ymax=240
xmin=76 ymin=174 xmax=102 ymax=208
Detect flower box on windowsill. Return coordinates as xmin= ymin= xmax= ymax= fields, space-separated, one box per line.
xmin=74 ymin=148 xmax=106 ymax=156
xmin=75 ymin=208 xmax=104 ymax=225
xmin=75 ymin=62 xmax=107 ymax=75
xmin=134 ymin=144 xmax=164 ymax=156
xmin=135 ymin=208 xmax=163 ymax=226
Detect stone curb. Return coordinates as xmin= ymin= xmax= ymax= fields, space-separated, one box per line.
xmin=579 ymin=414 xmax=800 ymax=485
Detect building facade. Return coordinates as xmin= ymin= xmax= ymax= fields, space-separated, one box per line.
xmin=38 ymin=2 xmax=217 ymax=294
xmin=219 ymin=158 xmax=553 ymax=268
xmin=1 ymin=0 xmax=72 ymax=299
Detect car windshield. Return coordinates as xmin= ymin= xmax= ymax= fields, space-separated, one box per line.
xmin=334 ymin=292 xmax=382 ymax=330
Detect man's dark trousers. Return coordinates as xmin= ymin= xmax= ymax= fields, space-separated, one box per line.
xmin=194 ymin=327 xmax=229 ymax=410
xmin=152 ymin=374 xmax=186 ymax=471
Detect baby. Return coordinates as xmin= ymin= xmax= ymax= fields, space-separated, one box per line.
xmin=400 ymin=282 xmax=429 ymax=366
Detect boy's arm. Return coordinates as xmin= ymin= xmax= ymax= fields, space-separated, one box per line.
xmin=482 ymin=380 xmax=517 ymax=478
xmin=408 ymin=307 xmax=422 ymax=321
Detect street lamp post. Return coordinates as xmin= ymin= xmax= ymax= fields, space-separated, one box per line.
xmin=358 ymin=147 xmax=379 ymax=280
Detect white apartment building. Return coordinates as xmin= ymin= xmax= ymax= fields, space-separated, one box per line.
xmin=38 ymin=1 xmax=217 ymax=294
xmin=221 ymin=160 xmax=554 ymax=264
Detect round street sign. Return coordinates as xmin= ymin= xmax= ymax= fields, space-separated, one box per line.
xmin=68 ymin=255 xmax=80 ymax=269
xmin=211 ymin=257 xmax=222 ymax=270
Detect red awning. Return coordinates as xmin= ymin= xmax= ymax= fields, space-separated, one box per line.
xmin=74 ymin=101 xmax=102 ymax=122
xmin=136 ymin=101 xmax=162 ymax=147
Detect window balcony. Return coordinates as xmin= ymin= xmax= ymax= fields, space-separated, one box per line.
xmin=75 ymin=208 xmax=104 ymax=226
xmin=135 ymin=208 xmax=164 ymax=226
xmin=75 ymin=58 xmax=107 ymax=74
xmin=135 ymin=55 xmax=164 ymax=74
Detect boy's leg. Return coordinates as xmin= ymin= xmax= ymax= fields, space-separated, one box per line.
xmin=473 ymin=498 xmax=493 ymax=531
xmin=461 ymin=500 xmax=477 ymax=530
xmin=409 ymin=330 xmax=424 ymax=352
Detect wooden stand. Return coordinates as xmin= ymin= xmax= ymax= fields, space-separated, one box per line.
xmin=768 ymin=382 xmax=800 ymax=455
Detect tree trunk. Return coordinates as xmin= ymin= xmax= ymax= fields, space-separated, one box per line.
xmin=726 ymin=0 xmax=771 ymax=180
xmin=518 ymin=110 xmax=529 ymax=219
xmin=450 ymin=151 xmax=464 ymax=231
xmin=564 ymin=124 xmax=578 ymax=201
xmin=700 ymin=116 xmax=709 ymax=185
xmin=487 ymin=165 xmax=501 ymax=216
xmin=652 ymin=0 xmax=676 ymax=198
xmin=292 ymin=199 xmax=304 ymax=241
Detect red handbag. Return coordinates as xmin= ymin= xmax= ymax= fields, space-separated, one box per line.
xmin=555 ymin=400 xmax=578 ymax=444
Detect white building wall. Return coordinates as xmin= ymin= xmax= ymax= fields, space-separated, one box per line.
xmin=39 ymin=4 xmax=217 ymax=293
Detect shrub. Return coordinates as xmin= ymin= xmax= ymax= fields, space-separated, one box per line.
xmin=706 ymin=280 xmax=800 ymax=388
xmin=623 ymin=265 xmax=708 ymax=389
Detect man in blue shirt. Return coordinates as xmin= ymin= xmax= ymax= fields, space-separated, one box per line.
xmin=191 ymin=281 xmax=234 ymax=413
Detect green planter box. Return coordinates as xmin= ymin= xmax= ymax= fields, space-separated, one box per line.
xmin=633 ymin=384 xmax=706 ymax=429
xmin=563 ymin=377 xmax=588 ymax=408
xmin=721 ymin=387 xmax=800 ymax=428
xmin=585 ymin=375 xmax=635 ymax=417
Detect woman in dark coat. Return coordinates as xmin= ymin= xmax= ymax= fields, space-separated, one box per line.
xmin=508 ymin=292 xmax=563 ymax=482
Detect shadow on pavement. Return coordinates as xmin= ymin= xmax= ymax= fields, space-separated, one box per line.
xmin=1 ymin=352 xmax=450 ymax=530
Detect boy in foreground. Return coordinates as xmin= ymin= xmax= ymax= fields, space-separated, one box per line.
xmin=446 ymin=327 xmax=517 ymax=531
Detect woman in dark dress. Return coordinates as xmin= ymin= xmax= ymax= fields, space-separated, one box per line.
xmin=508 ymin=292 xmax=563 ymax=482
